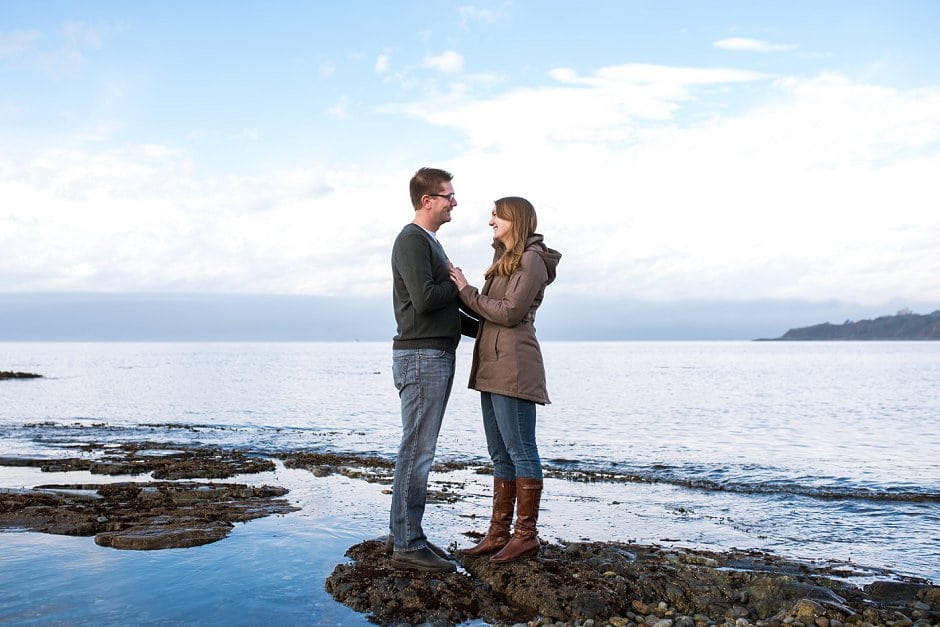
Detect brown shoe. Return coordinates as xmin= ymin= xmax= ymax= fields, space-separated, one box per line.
xmin=458 ymin=477 xmax=516 ymax=556
xmin=490 ymin=477 xmax=542 ymax=564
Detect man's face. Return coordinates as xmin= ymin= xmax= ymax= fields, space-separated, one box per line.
xmin=425 ymin=182 xmax=457 ymax=229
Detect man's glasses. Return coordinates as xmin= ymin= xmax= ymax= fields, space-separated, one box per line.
xmin=426 ymin=193 xmax=456 ymax=202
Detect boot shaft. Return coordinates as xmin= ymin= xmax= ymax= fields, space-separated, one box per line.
xmin=512 ymin=478 xmax=542 ymax=537
xmin=492 ymin=477 xmax=516 ymax=528
xmin=458 ymin=476 xmax=516 ymax=556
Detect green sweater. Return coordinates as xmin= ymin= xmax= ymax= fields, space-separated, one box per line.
xmin=391 ymin=223 xmax=463 ymax=353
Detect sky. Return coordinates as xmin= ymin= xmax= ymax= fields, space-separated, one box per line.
xmin=2 ymin=1 xmax=939 ymax=325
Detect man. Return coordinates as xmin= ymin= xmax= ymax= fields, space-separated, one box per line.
xmin=388 ymin=167 xmax=474 ymax=572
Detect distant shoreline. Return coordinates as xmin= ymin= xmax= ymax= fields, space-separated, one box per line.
xmin=759 ymin=309 xmax=940 ymax=341
xmin=0 ymin=371 xmax=42 ymax=379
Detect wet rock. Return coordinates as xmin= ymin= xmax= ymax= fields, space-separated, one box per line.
xmin=924 ymin=587 xmax=940 ymax=607
xmin=0 ymin=481 xmax=298 ymax=549
xmin=864 ymin=581 xmax=927 ymax=605
xmin=96 ymin=522 xmax=234 ymax=550
xmin=0 ymin=443 xmax=274 ymax=479
xmin=280 ymin=451 xmax=395 ymax=483
xmin=327 ymin=539 xmax=940 ymax=626
xmin=323 ymin=538 xmax=528 ymax=626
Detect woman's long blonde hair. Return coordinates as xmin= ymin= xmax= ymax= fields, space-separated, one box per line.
xmin=485 ymin=196 xmax=538 ymax=279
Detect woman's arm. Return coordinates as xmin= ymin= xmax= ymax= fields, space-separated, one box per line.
xmin=456 ymin=251 xmax=548 ymax=327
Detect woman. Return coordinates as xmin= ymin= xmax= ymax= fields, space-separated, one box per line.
xmin=449 ymin=196 xmax=561 ymax=563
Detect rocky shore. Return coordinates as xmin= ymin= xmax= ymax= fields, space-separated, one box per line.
xmin=327 ymin=538 xmax=939 ymax=627
xmin=1 ymin=443 xmax=937 ymax=626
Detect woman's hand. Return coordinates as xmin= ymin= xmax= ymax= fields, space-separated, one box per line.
xmin=449 ymin=262 xmax=469 ymax=290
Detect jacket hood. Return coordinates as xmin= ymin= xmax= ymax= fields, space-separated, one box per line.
xmin=525 ymin=233 xmax=562 ymax=285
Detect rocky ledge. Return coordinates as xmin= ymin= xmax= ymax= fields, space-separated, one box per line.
xmin=326 ymin=539 xmax=939 ymax=627
xmin=0 ymin=442 xmax=275 ymax=479
xmin=0 ymin=444 xmax=296 ymax=549
xmin=0 ymin=480 xmax=297 ymax=549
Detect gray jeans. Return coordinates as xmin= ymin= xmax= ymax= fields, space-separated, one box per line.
xmin=389 ymin=348 xmax=455 ymax=551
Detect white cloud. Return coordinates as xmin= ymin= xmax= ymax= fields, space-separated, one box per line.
xmin=326 ymin=95 xmax=350 ymax=118
xmin=29 ymin=21 xmax=107 ymax=75
xmin=233 ymin=128 xmax=259 ymax=141
xmin=3 ymin=59 xmax=939 ymax=307
xmin=714 ymin=37 xmax=797 ymax=53
xmin=60 ymin=21 xmax=103 ymax=50
xmin=374 ymin=53 xmax=389 ymax=74
xmin=0 ymin=146 xmax=406 ymax=296
xmin=390 ymin=65 xmax=940 ymax=306
xmin=458 ymin=5 xmax=508 ymax=30
xmin=0 ymin=30 xmax=41 ymax=58
xmin=391 ymin=63 xmax=765 ymax=151
xmin=422 ymin=50 xmax=464 ymax=74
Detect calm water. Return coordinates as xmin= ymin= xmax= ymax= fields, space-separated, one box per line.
xmin=1 ymin=341 xmax=939 ymax=624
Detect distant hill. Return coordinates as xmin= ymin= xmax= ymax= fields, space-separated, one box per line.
xmin=0 ymin=371 xmax=42 ymax=379
xmin=769 ymin=309 xmax=940 ymax=341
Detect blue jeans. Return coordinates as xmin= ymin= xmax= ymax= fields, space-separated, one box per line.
xmin=389 ymin=348 xmax=455 ymax=551
xmin=481 ymin=392 xmax=543 ymax=480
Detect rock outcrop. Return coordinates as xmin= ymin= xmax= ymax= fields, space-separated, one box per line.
xmin=326 ymin=539 xmax=940 ymax=626
xmin=0 ymin=481 xmax=298 ymax=550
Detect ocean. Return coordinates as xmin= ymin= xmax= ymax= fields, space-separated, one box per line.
xmin=1 ymin=341 xmax=938 ymax=625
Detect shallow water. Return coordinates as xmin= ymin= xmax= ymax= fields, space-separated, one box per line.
xmin=0 ymin=462 xmax=375 ymax=626
xmin=1 ymin=341 xmax=938 ymax=623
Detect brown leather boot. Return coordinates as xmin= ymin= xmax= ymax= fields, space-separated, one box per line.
xmin=490 ymin=477 xmax=542 ymax=563
xmin=458 ymin=478 xmax=516 ymax=556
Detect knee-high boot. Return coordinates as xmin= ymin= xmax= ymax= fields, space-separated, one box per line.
xmin=458 ymin=477 xmax=516 ymax=556
xmin=490 ymin=477 xmax=542 ymax=563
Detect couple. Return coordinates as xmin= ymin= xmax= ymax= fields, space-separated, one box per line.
xmin=387 ymin=167 xmax=562 ymax=572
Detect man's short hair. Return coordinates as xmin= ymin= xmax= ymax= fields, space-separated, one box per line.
xmin=409 ymin=167 xmax=454 ymax=210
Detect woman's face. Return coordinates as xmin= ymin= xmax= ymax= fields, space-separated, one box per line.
xmin=489 ymin=206 xmax=513 ymax=247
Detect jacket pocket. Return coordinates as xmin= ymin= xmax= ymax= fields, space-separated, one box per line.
xmin=481 ymin=327 xmax=500 ymax=361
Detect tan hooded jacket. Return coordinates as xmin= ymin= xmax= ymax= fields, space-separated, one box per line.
xmin=458 ymin=234 xmax=562 ymax=404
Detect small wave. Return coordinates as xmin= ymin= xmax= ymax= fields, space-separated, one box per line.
xmin=545 ymin=459 xmax=940 ymax=504
xmin=7 ymin=421 xmax=940 ymax=504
